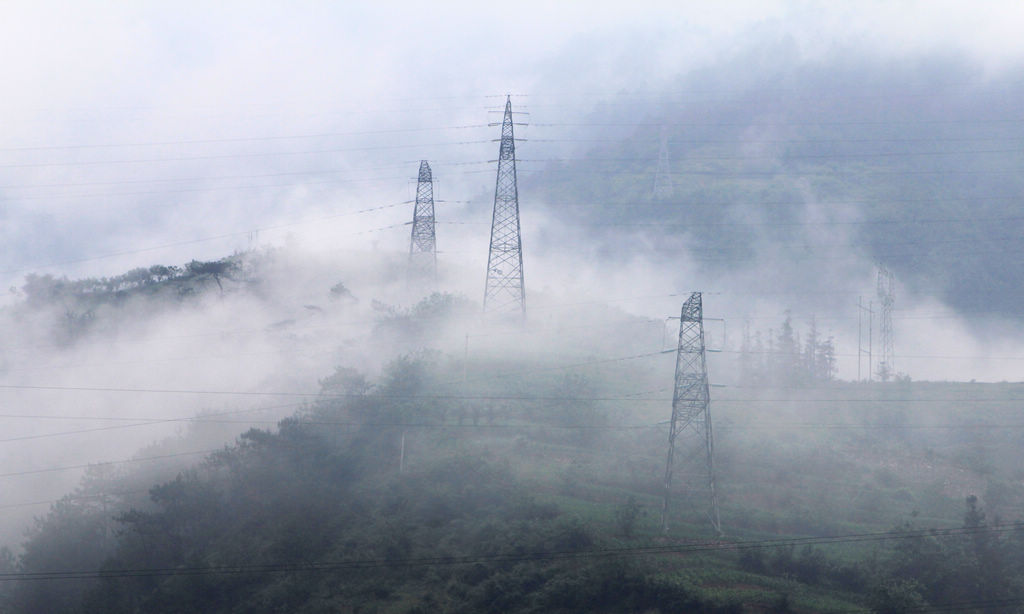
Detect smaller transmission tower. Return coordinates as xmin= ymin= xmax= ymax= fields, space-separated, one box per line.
xmin=857 ymin=297 xmax=874 ymax=382
xmin=876 ymin=266 xmax=895 ymax=381
xmin=652 ymin=127 xmax=674 ymax=200
xmin=408 ymin=160 xmax=437 ymax=282
xmin=661 ymin=292 xmax=721 ymax=535
xmin=483 ymin=96 xmax=526 ymax=317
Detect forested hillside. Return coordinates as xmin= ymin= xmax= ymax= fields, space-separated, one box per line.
xmin=3 ymin=265 xmax=1024 ymax=612
xmin=6 ymin=3 xmax=1024 ymax=613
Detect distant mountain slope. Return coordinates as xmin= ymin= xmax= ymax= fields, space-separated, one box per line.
xmin=528 ymin=53 xmax=1024 ymax=320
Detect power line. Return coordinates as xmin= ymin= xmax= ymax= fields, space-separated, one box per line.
xmin=534 ymin=118 xmax=1024 ymax=128
xmin=530 ymin=241 xmax=1024 ymax=263
xmin=531 ymin=135 xmax=1024 ymax=145
xmin=0 ymin=489 xmax=150 ymax=512
xmin=578 ymin=215 xmax=1024 ymax=229
xmin=0 ymin=153 xmax=485 ymax=172
xmin=5 ymin=403 xmax=1024 ymax=445
xmin=12 ymin=206 xmax=1018 ymax=284
xmin=0 ymin=449 xmax=216 ymax=480
xmin=0 ymin=385 xmax=675 ymax=401
xmin=0 ymin=318 xmax=661 ymax=376
xmin=5 ymin=137 xmax=1024 ymax=171
xmin=4 ymin=96 xmax=503 ymax=122
xmin=719 ymin=420 xmax=1024 ymax=431
xmin=0 ymin=522 xmax=1018 ymax=582
xmin=0 ymin=411 xmax=1017 ymax=510
xmin=5 ymin=84 xmax=1014 ymax=117
xmin=718 ymin=348 xmax=1024 ymax=362
xmin=0 ymin=125 xmax=490 ymax=153
xmin=517 ymin=166 xmax=1024 ymax=178
xmin=0 ymin=167 xmax=432 ymax=191
xmin=0 ymin=419 xmax=672 ymax=444
xmin=531 ymin=231 xmax=1024 ymax=252
xmin=454 ymin=349 xmax=674 ymax=388
xmin=439 ymin=214 xmax=1024 ymax=240
xmin=537 ymin=193 xmax=1023 ymax=211
xmin=515 ymin=87 xmax=1024 ymax=104
xmin=5 ymin=218 xmax=406 ymax=275
xmin=520 ymin=147 xmax=1024 ymax=163
xmin=0 ymin=402 xmax=303 ymax=444
xmin=0 ymin=175 xmax=412 ymax=203
xmin=3 ymin=382 xmax=1024 ymax=405
xmin=0 ymin=199 xmax=414 ymax=274
xmin=0 ymin=296 xmax=657 ymax=357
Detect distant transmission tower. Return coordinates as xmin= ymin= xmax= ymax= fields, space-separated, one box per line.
xmin=652 ymin=127 xmax=674 ymax=200
xmin=857 ymin=297 xmax=874 ymax=382
xmin=661 ymin=292 xmax=722 ymax=535
xmin=408 ymin=160 xmax=437 ymax=282
xmin=483 ymin=96 xmax=526 ymax=317
xmin=876 ymin=266 xmax=895 ymax=381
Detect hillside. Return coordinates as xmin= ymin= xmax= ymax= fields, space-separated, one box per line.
xmin=2 ymin=274 xmax=1023 ymax=612
xmin=525 ymin=55 xmax=1024 ymax=322
xmin=7 ymin=5 xmax=1024 ymax=613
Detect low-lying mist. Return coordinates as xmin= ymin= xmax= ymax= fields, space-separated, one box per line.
xmin=0 ymin=242 xmax=677 ymax=546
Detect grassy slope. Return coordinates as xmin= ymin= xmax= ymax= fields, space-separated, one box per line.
xmin=9 ymin=351 xmax=1022 ymax=612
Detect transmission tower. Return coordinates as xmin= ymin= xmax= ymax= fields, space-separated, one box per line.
xmin=483 ymin=96 xmax=526 ymax=317
xmin=652 ymin=127 xmax=674 ymax=200
xmin=857 ymin=297 xmax=874 ymax=382
xmin=661 ymin=292 xmax=721 ymax=535
xmin=876 ymin=266 xmax=895 ymax=381
xmin=408 ymin=160 xmax=437 ymax=282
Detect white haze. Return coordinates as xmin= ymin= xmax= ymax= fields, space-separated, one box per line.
xmin=0 ymin=1 xmax=1022 ymax=544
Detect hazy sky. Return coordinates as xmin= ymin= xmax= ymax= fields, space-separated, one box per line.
xmin=1 ymin=2 xmax=1022 ymax=278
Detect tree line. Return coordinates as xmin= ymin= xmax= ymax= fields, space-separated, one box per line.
xmin=738 ymin=314 xmax=837 ymax=386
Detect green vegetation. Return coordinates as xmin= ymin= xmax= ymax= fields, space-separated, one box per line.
xmin=1 ymin=352 xmax=742 ymax=613
xmin=14 ymin=255 xmax=249 ymax=346
xmin=3 ymin=257 xmax=1024 ymax=612
xmin=21 ymin=255 xmax=245 ymax=308
xmin=4 ymin=326 xmax=1024 ymax=611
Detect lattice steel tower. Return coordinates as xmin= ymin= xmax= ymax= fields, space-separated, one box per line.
xmin=653 ymin=127 xmax=674 ymax=200
xmin=483 ymin=96 xmax=525 ymax=317
xmin=661 ymin=292 xmax=721 ymax=535
xmin=408 ymin=160 xmax=437 ymax=281
xmin=876 ymin=266 xmax=895 ymax=381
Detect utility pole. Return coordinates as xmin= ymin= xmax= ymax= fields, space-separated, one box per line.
xmin=483 ymin=96 xmax=526 ymax=318
xmin=661 ymin=292 xmax=721 ymax=535
xmin=877 ymin=266 xmax=895 ymax=381
xmin=398 ymin=430 xmax=406 ymax=474
xmin=408 ymin=160 xmax=437 ymax=283
xmin=858 ymin=297 xmax=874 ymax=382
xmin=858 ymin=297 xmax=861 ymax=382
xmin=653 ymin=126 xmax=674 ymax=200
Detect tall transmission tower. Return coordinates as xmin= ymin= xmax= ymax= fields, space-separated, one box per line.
xmin=876 ymin=266 xmax=895 ymax=381
xmin=652 ymin=127 xmax=674 ymax=200
xmin=661 ymin=292 xmax=722 ymax=535
xmin=408 ymin=160 xmax=437 ymax=282
xmin=483 ymin=96 xmax=526 ymax=317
